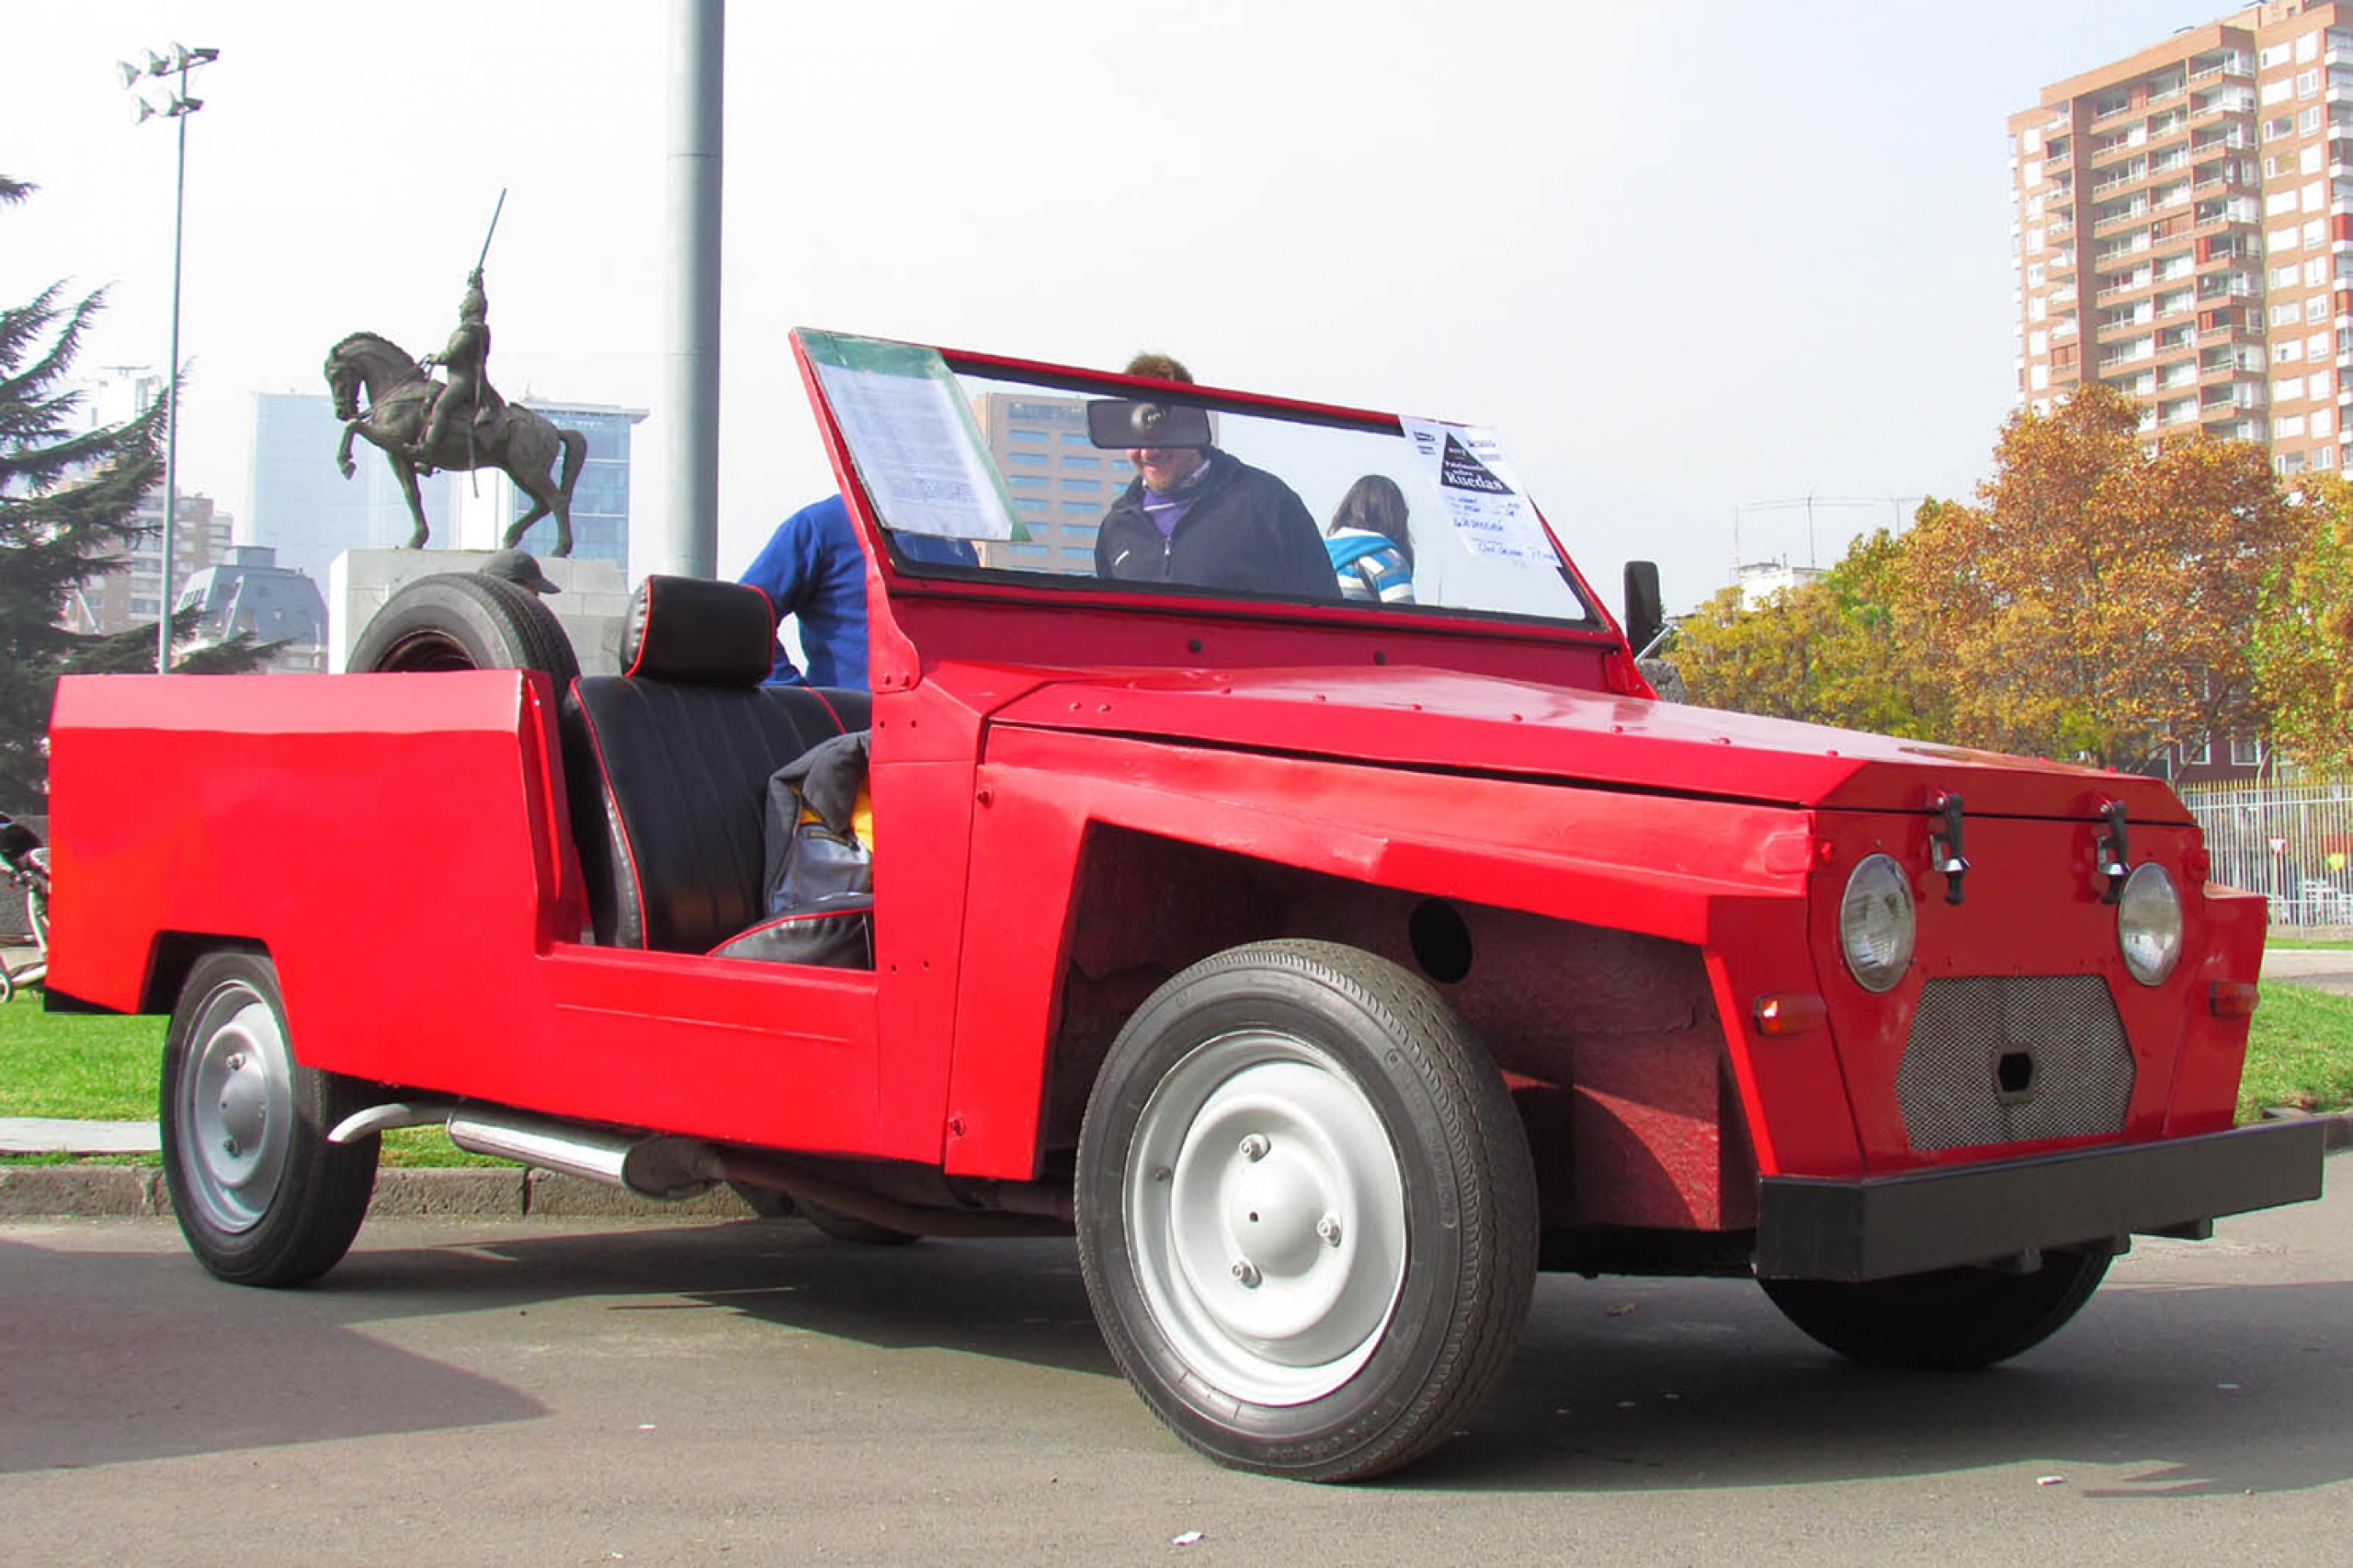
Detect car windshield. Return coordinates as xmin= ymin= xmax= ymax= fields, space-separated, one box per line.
xmin=801 ymin=331 xmax=1600 ymax=630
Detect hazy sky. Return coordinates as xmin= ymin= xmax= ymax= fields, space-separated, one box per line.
xmin=4 ymin=3 xmax=2209 ymax=613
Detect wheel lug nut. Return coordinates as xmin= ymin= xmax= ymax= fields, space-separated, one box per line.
xmin=226 ymin=1053 xmax=244 ymax=1072
xmin=1238 ymin=1134 xmax=1269 ymax=1162
xmin=1231 ymin=1258 xmax=1261 ymax=1289
xmin=222 ymin=1137 xmax=239 ymax=1157
xmin=1316 ymin=1213 xmax=1343 ymax=1246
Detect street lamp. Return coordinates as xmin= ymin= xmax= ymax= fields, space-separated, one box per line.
xmin=119 ymin=40 xmax=219 ymax=674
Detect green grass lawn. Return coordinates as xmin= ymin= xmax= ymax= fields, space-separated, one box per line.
xmin=7 ymin=971 xmax=2353 ymax=1163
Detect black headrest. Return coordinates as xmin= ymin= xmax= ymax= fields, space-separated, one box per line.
xmin=620 ymin=575 xmax=777 ymax=685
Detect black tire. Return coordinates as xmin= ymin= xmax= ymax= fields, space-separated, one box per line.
xmin=348 ymin=573 xmax=578 ymax=687
xmin=1075 ymin=938 xmax=1538 ymax=1482
xmin=801 ymin=1201 xmax=921 ymax=1246
xmin=159 ymin=950 xmax=380 ymax=1287
xmin=1760 ymin=1246 xmax=2113 ymax=1370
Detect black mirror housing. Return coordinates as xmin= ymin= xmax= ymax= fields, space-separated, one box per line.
xmin=1623 ymin=561 xmax=1663 ymax=658
xmin=1087 ymin=399 xmax=1213 ymax=450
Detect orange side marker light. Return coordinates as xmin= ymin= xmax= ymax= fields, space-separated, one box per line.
xmin=1754 ymin=993 xmax=1828 ymax=1037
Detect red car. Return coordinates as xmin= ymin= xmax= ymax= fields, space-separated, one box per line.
xmin=45 ymin=333 xmax=2325 ymax=1481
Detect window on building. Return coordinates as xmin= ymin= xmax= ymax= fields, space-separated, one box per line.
xmin=2306 ymin=178 xmax=2330 ymax=210
xmin=2310 ymin=256 xmax=2333 ymax=287
xmin=2265 ymin=76 xmax=2295 ymax=106
xmin=2279 ymin=337 xmax=2306 ymax=362
xmin=2311 ymin=295 xmax=2332 ymax=322
xmin=1061 ymin=453 xmax=1101 ymax=468
xmin=2180 ymin=729 xmax=2212 ymax=766
xmin=1059 ymin=432 xmax=1093 ymax=446
xmin=2268 ymin=188 xmax=2301 ymax=215
xmin=2271 ymin=222 xmax=2300 ymax=251
xmin=2028 ymin=261 xmax=2047 ymax=286
xmin=2304 ymin=105 xmax=2327 ymax=135
xmin=2024 ymin=160 xmax=2043 ymax=187
xmin=2273 ymin=264 xmax=2302 ymax=288
xmin=2232 ymin=734 xmax=2264 ymax=767
xmin=2031 ymin=363 xmax=2052 ymax=391
xmin=2021 ymin=127 xmax=2040 ymax=153
xmin=1008 ymin=475 xmax=1048 ymax=491
xmin=1060 ymin=477 xmax=1104 ymax=493
xmin=2278 ymin=413 xmax=2310 ymax=438
xmin=2300 ymin=68 xmax=2323 ymax=97
xmin=2299 ymin=30 xmax=2323 ymax=62
xmin=2316 ymin=443 xmax=2339 ymax=468
xmin=2305 ymin=143 xmax=2328 ymax=175
xmin=1005 ymin=450 xmax=1047 ymax=467
xmin=2315 ymin=403 xmax=2336 ymax=436
xmin=2306 ymin=219 xmax=2329 ymax=248
xmin=2311 ymin=331 xmax=2334 ymax=358
xmin=1007 ymin=429 xmax=1047 ymax=444
xmin=2263 ymin=40 xmax=2294 ymax=67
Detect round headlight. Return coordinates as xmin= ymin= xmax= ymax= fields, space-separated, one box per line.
xmin=2117 ymin=862 xmax=2184 ymax=986
xmin=1839 ymin=852 xmax=1916 ymax=994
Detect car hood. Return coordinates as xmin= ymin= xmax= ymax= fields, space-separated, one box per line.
xmin=984 ymin=665 xmax=2189 ymax=823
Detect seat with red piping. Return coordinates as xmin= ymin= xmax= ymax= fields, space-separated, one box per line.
xmin=558 ymin=574 xmax=870 ymax=955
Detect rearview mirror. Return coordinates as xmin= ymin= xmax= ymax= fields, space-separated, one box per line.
xmin=1087 ymin=399 xmax=1213 ymax=450
xmin=1623 ymin=561 xmax=1664 ymax=658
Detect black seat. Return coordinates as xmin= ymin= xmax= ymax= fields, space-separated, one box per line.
xmin=559 ymin=575 xmax=871 ymax=953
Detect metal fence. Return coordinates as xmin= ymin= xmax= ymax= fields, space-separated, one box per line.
xmin=2179 ymin=778 xmax=2353 ymax=926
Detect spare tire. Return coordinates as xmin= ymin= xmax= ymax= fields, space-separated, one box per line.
xmin=348 ymin=573 xmax=579 ymax=687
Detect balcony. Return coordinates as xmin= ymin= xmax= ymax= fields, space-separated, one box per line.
xmin=2093 ymin=98 xmax=2140 ymax=127
xmin=2046 ymin=144 xmax=2074 ymax=173
xmin=2096 ymin=272 xmax=2154 ymax=300
xmin=2096 ymin=205 xmax=2152 ymax=235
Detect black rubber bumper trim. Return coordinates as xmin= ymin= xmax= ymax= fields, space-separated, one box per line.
xmin=1756 ymin=1119 xmax=2328 ymax=1282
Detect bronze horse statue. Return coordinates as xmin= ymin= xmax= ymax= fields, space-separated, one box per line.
xmin=324 ymin=332 xmax=588 ymax=556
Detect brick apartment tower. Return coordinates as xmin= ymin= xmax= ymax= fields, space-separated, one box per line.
xmin=2010 ymin=3 xmax=2353 ymax=479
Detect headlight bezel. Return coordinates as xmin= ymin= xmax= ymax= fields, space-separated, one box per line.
xmin=1839 ymin=851 xmax=1917 ymax=994
xmin=2117 ymin=861 xmax=2185 ymax=986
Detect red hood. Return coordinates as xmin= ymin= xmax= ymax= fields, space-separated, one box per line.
xmin=983 ymin=665 xmax=2189 ymax=823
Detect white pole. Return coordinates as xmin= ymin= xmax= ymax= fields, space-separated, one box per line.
xmin=157 ymin=69 xmax=190 ymax=674
xmin=659 ymin=0 xmax=724 ymax=581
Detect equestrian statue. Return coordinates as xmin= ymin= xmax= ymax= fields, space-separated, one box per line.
xmin=324 ymin=264 xmax=588 ymax=557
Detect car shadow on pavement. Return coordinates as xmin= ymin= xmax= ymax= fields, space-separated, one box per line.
xmin=331 ymin=1217 xmax=2353 ymax=1498
xmin=1400 ymin=1270 xmax=2353 ymax=1497
xmin=0 ymin=1233 xmax=545 ymax=1475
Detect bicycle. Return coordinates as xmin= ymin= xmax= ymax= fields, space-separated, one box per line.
xmin=0 ymin=813 xmax=50 ymax=1004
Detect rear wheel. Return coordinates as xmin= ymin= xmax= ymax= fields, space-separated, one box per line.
xmin=348 ymin=573 xmax=577 ymax=687
xmin=1760 ymin=1246 xmax=2113 ymax=1370
xmin=1076 ymin=939 xmax=1537 ymax=1482
xmin=160 ymin=951 xmax=379 ymax=1287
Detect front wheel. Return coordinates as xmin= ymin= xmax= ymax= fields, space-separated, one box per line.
xmin=1760 ymin=1246 xmax=2113 ymax=1370
xmin=160 ymin=950 xmax=380 ymax=1287
xmin=1076 ymin=939 xmax=1537 ymax=1482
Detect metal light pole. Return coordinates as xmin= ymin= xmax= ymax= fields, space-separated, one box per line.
xmin=661 ymin=0 xmax=723 ymax=581
xmin=119 ymin=41 xmax=219 ymax=673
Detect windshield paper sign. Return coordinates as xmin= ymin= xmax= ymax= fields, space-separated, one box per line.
xmin=1400 ymin=416 xmax=1553 ymax=568
xmin=805 ymin=333 xmax=1019 ymax=540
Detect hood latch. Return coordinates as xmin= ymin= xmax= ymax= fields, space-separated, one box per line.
xmin=1930 ymin=790 xmax=1968 ymax=905
xmin=2097 ymin=800 xmax=2131 ymax=903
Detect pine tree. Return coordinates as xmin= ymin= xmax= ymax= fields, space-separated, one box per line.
xmin=0 ymin=176 xmax=270 ymax=809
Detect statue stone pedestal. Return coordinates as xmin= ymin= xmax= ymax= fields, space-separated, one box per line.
xmin=327 ymin=550 xmax=631 ymax=676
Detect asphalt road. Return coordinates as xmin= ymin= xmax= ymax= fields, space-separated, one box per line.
xmin=4 ymin=1166 xmax=2350 ymax=1568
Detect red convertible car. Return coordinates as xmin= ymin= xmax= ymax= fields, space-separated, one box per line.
xmin=44 ymin=334 xmax=2325 ymax=1481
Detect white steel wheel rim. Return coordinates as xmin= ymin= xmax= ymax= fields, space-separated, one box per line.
xmin=1124 ymin=1029 xmax=1408 ymax=1407
xmin=176 ymin=981 xmax=294 ymax=1235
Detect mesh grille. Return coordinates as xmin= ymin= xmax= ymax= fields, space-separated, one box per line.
xmin=1894 ymin=975 xmax=2134 ymax=1151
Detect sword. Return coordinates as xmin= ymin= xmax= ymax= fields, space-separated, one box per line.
xmin=464 ymin=188 xmax=506 ymax=488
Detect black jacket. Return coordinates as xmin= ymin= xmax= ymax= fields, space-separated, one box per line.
xmin=1093 ymin=449 xmax=1337 ymax=598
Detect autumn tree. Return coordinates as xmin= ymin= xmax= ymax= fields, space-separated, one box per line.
xmin=1893 ymin=383 xmax=2296 ymax=770
xmin=1676 ymin=528 xmax=1946 ymax=737
xmin=2253 ymin=472 xmax=2353 ymax=771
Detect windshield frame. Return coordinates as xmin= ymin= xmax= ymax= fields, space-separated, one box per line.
xmin=791 ymin=329 xmax=1624 ymax=651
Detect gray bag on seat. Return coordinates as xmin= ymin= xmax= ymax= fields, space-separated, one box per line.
xmin=762 ymin=729 xmax=872 ymax=916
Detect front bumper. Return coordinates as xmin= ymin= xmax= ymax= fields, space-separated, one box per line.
xmin=1756 ymin=1119 xmax=2328 ymax=1281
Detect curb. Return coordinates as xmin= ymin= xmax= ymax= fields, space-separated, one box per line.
xmin=0 ymin=1165 xmax=760 ymax=1221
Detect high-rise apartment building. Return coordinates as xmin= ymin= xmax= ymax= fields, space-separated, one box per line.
xmin=2010 ymin=3 xmax=2353 ymax=478
xmin=63 ymin=491 xmax=233 ymax=641
xmin=968 ymin=392 xmax=1121 ymax=571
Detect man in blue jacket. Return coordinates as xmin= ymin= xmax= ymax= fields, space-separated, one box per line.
xmin=739 ymin=494 xmax=973 ymax=687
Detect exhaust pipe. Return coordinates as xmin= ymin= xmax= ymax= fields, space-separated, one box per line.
xmin=443 ymin=1109 xmax=716 ymax=1200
